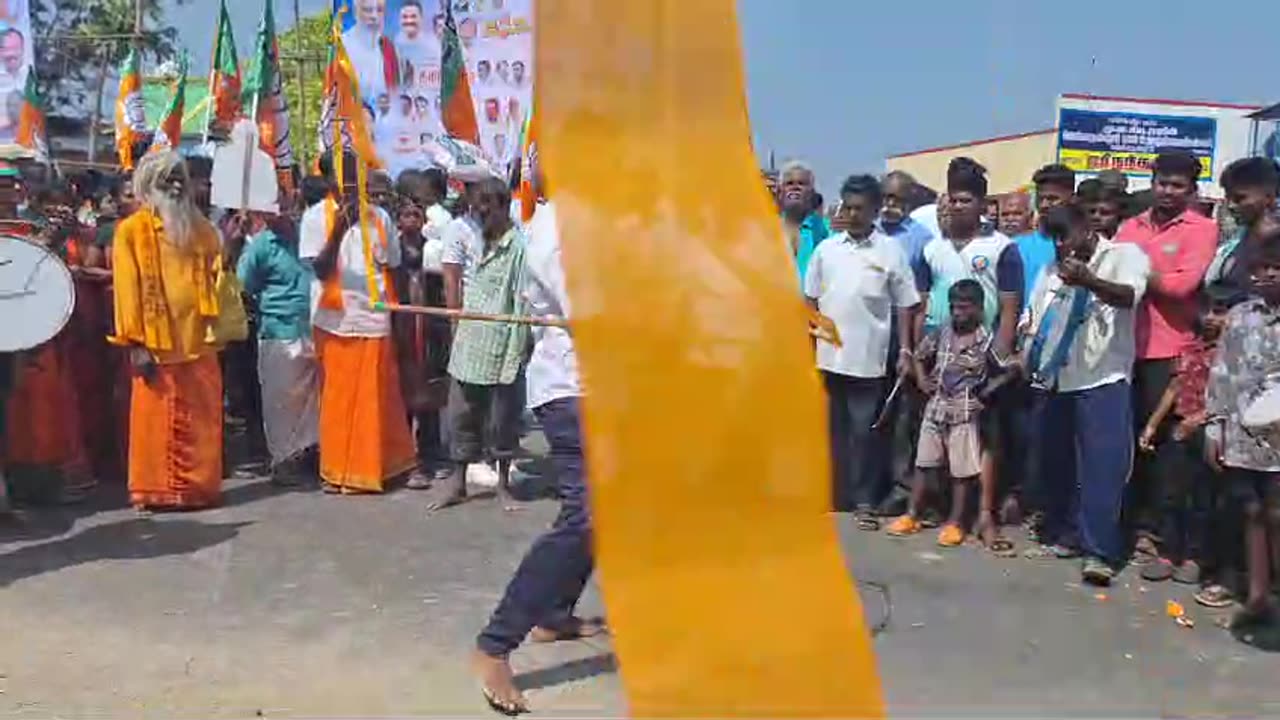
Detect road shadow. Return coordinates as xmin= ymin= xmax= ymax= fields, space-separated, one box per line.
xmin=515 ymin=652 xmax=618 ymax=692
xmin=0 ymin=483 xmax=131 ymax=544
xmin=0 ymin=517 xmax=251 ymax=588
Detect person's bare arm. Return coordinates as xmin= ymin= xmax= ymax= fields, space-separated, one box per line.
xmin=442 ymin=263 xmax=463 ymax=311
xmin=995 ymin=292 xmax=1019 ymax=359
xmin=1139 ymin=378 xmax=1179 ymax=452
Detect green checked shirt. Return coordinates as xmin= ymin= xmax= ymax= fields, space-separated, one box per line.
xmin=447 ymin=226 xmax=530 ymax=386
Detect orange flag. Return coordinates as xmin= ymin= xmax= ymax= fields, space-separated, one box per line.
xmin=538 ymin=0 xmax=885 ymax=716
xmin=16 ymin=71 xmax=48 ymax=160
xmin=114 ymin=48 xmax=147 ymax=169
xmin=319 ymin=15 xmax=380 ymax=169
xmin=439 ymin=3 xmax=479 ymax=144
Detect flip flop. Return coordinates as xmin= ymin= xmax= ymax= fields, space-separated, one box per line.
xmin=986 ymin=537 xmax=1016 ymax=558
xmin=480 ymin=685 xmax=528 ymax=717
xmin=854 ymin=511 xmax=880 ymax=532
xmin=1194 ymin=584 xmax=1235 ymax=609
xmin=885 ymin=515 xmax=922 ymax=537
xmin=937 ymin=524 xmax=965 ymax=547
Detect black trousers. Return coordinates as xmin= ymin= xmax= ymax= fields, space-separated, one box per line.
xmin=824 ymin=372 xmax=887 ymax=512
xmin=1131 ymin=358 xmax=1177 ymax=540
xmin=477 ymin=398 xmax=592 ymax=656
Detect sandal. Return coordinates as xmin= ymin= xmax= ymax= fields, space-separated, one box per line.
xmin=985 ymin=537 xmax=1016 ymax=558
xmin=885 ymin=515 xmax=922 ymax=537
xmin=1194 ymin=584 xmax=1235 ymax=609
xmin=1172 ymin=560 xmax=1202 ymax=586
xmin=854 ymin=510 xmax=880 ymax=532
xmin=481 ymin=685 xmax=529 ymax=716
xmin=937 ymin=523 xmax=966 ymax=547
xmin=1140 ymin=559 xmax=1175 ymax=583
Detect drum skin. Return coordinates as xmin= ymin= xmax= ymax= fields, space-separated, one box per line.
xmin=0 ymin=234 xmax=76 ymax=353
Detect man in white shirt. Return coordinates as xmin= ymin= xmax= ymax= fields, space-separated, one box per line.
xmin=1021 ymin=202 xmax=1149 ymax=586
xmin=805 ymin=174 xmax=921 ymax=525
xmin=471 ymin=196 xmax=602 ymax=716
xmin=395 ymin=0 xmax=441 ymax=80
xmin=299 ymin=150 xmax=420 ymax=494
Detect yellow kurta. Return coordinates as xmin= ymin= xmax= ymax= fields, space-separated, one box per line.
xmin=110 ymin=209 xmax=225 ymax=509
xmin=110 ymin=209 xmax=220 ymax=364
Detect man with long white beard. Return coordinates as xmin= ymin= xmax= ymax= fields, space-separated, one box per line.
xmin=110 ymin=151 xmax=225 ymax=511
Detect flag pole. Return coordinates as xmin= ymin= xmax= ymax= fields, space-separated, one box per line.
xmin=202 ymin=1 xmax=220 ymax=145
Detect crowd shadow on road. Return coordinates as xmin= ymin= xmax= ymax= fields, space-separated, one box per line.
xmin=515 ymin=652 xmax=618 ymax=692
xmin=0 ymin=517 xmax=251 ymax=588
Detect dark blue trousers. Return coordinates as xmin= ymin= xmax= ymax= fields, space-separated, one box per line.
xmin=1029 ymin=380 xmax=1133 ymax=564
xmin=476 ymin=398 xmax=594 ymax=657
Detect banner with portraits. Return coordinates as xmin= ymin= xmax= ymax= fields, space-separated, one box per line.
xmin=0 ymin=0 xmax=33 ymax=145
xmin=333 ymin=0 xmax=532 ymax=177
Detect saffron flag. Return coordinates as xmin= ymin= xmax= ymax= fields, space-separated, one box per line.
xmin=440 ymin=3 xmax=479 ymax=145
xmin=243 ymin=0 xmax=296 ymax=184
xmin=317 ymin=13 xmax=379 ymax=169
xmin=150 ymin=53 xmax=188 ymax=153
xmin=114 ymin=48 xmax=147 ymax=169
xmin=16 ymin=71 xmax=48 ymax=160
xmin=207 ymin=0 xmax=242 ymax=138
xmin=517 ymin=102 xmax=537 ymax=222
xmin=537 ymin=0 xmax=885 ymax=716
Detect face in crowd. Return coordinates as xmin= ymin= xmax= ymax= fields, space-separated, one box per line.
xmin=880 ymin=174 xmax=912 ymax=229
xmin=779 ymin=166 xmax=815 ymax=218
xmin=998 ymin=193 xmax=1032 ymax=237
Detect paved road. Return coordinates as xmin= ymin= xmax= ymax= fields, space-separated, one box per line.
xmin=3 ymin=470 xmax=1280 ymax=718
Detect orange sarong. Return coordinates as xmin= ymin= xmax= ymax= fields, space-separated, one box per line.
xmin=314 ymin=329 xmax=416 ymax=493
xmin=4 ymin=336 xmax=92 ymax=501
xmin=128 ymin=354 xmax=223 ymax=509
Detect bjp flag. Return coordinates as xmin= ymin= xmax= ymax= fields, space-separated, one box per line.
xmin=114 ymin=48 xmax=147 ymax=169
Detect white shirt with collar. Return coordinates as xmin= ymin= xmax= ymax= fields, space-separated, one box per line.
xmin=804 ymin=229 xmax=921 ymax=379
xmin=1022 ymin=237 xmax=1151 ymax=393
xmin=441 ymin=213 xmax=485 ymax=290
xmin=523 ymin=201 xmax=581 ymax=409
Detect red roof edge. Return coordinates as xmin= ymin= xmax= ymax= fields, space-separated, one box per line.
xmin=1059 ymin=93 xmax=1262 ymax=111
xmin=887 ymin=128 xmax=1058 ymax=160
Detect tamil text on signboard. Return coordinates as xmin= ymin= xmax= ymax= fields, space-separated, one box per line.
xmin=1057 ymin=108 xmax=1215 ymax=179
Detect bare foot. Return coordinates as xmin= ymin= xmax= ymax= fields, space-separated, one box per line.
xmin=426 ymin=472 xmax=467 ymax=513
xmin=530 ymin=616 xmax=607 ymax=643
xmin=471 ymin=649 xmax=528 ymax=716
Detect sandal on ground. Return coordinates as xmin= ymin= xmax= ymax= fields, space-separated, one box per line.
xmin=530 ymin=617 xmax=607 ymax=644
xmin=1023 ymin=543 xmax=1080 ymax=560
xmin=854 ymin=511 xmax=880 ymax=532
xmin=1172 ymin=560 xmax=1202 ymax=586
xmin=1082 ymin=556 xmax=1116 ymax=586
xmin=1194 ymin=584 xmax=1235 ymax=609
xmin=885 ymin=515 xmax=922 ymax=537
xmin=937 ymin=524 xmax=966 ymax=547
xmin=1140 ymin=559 xmax=1175 ymax=582
xmin=985 ymin=537 xmax=1016 ymax=558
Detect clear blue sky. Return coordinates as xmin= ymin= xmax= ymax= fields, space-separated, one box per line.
xmin=172 ymin=0 xmax=1279 ymax=191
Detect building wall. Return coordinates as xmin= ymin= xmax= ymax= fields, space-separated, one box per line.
xmin=885 ymin=130 xmax=1057 ymax=196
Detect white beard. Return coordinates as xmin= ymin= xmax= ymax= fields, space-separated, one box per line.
xmin=151 ymin=193 xmax=201 ymax=252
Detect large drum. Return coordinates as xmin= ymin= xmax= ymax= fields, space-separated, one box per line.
xmin=0 ymin=233 xmax=76 ymax=352
xmin=1241 ymin=383 xmax=1280 ymax=451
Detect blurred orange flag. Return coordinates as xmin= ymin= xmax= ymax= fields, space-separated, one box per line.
xmin=537 ymin=0 xmax=884 ymax=716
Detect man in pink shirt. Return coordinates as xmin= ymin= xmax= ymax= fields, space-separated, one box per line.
xmin=1115 ymin=150 xmax=1218 ymax=565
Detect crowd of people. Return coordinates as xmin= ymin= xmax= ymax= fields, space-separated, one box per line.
xmin=785 ymin=149 xmax=1280 ymax=634
xmin=2 ymin=139 xmax=1280 ymax=711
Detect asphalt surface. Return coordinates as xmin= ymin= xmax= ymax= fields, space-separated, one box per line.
xmin=3 ymin=462 xmax=1280 ymax=718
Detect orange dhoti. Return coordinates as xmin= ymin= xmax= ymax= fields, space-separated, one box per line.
xmin=314 ymin=329 xmax=416 ymax=493
xmin=4 ymin=337 xmax=93 ymax=503
xmin=128 ymin=354 xmax=224 ymax=509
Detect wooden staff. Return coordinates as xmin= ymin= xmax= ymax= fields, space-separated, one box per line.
xmin=373 ymin=301 xmax=569 ymax=329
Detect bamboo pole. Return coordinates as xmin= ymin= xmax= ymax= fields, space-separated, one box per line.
xmin=374 ymin=302 xmax=569 ymax=329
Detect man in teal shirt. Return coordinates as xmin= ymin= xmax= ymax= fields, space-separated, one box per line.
xmin=237 ymin=214 xmax=321 ymax=484
xmin=779 ymin=160 xmax=830 ymax=285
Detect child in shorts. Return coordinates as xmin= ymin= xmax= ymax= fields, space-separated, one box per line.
xmin=887 ymin=279 xmax=992 ymax=548
xmin=1206 ymin=238 xmax=1280 ymax=629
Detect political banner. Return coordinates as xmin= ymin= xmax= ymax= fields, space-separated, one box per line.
xmin=332 ymin=0 xmax=532 ymax=176
xmin=0 ymin=0 xmax=34 ymax=145
xmin=1057 ymin=108 xmax=1216 ymax=179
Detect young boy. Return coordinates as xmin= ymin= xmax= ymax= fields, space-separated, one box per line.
xmin=1023 ymin=203 xmax=1150 ymax=585
xmin=887 ymin=279 xmax=995 ymax=549
xmin=1205 ymin=237 xmax=1280 ymax=628
xmin=1138 ymin=285 xmax=1240 ymax=586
